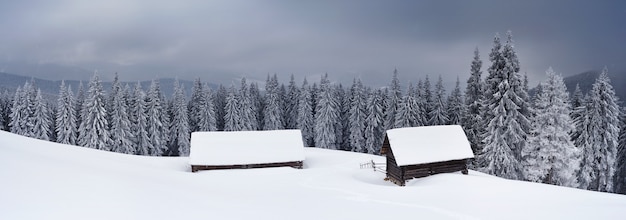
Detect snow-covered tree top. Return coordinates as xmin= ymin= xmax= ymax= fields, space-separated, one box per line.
xmin=189 ymin=130 xmax=305 ymax=166
xmin=385 ymin=125 xmax=474 ymax=166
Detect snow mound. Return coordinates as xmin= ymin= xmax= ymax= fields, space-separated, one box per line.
xmin=2 ymin=130 xmax=626 ymax=220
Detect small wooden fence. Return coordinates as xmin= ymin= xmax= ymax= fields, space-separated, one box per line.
xmin=359 ymin=159 xmax=386 ymax=174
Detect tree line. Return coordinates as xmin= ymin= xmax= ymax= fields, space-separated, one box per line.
xmin=0 ymin=31 xmax=624 ymax=194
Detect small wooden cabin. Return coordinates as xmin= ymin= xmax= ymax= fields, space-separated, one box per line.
xmin=381 ymin=125 xmax=474 ymax=186
xmin=189 ymin=130 xmax=305 ymax=172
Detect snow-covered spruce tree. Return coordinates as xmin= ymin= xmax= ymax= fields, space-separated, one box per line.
xmin=384 ymin=68 xmax=402 ymax=130
xmin=479 ymin=32 xmax=529 ymax=179
xmin=24 ymin=81 xmax=39 ymax=138
xmin=365 ymin=89 xmax=385 ymax=154
xmin=196 ymin=84 xmax=217 ymax=132
xmin=145 ymin=80 xmax=169 ymax=156
xmin=447 ymin=77 xmax=465 ymax=125
xmin=169 ymin=80 xmax=191 ymax=156
xmin=11 ymin=81 xmax=37 ymax=138
xmin=223 ymin=84 xmax=242 ymax=131
xmin=78 ymin=73 xmax=112 ymax=150
xmin=9 ymin=86 xmax=28 ymax=136
xmin=395 ymin=84 xmax=421 ymax=128
xmin=463 ymin=48 xmax=485 ymax=158
xmin=285 ymin=74 xmax=300 ymax=129
xmin=279 ymin=84 xmax=288 ymax=128
xmin=108 ymin=73 xmax=135 ymax=154
xmin=238 ymin=78 xmax=256 ymax=131
xmin=577 ymin=68 xmax=621 ymax=192
xmin=214 ymin=85 xmax=227 ymax=131
xmin=0 ymin=90 xmax=6 ymax=131
xmin=56 ymin=81 xmax=77 ymax=145
xmin=297 ymin=78 xmax=315 ymax=147
xmin=522 ymin=68 xmax=578 ymax=187
xmin=32 ymin=89 xmax=51 ymax=141
xmin=188 ymin=78 xmax=204 ymax=132
xmin=614 ymin=110 xmax=626 ymax=194
xmin=264 ymin=74 xmax=284 ymax=130
xmin=428 ymin=75 xmax=448 ymax=125
xmin=132 ymin=82 xmax=152 ymax=155
xmin=250 ymin=82 xmax=264 ymax=130
xmin=123 ymin=84 xmax=133 ymax=117
xmin=336 ymin=84 xmax=350 ymax=151
xmin=415 ymin=80 xmax=428 ymax=126
xmin=314 ymin=74 xmax=339 ymax=149
xmin=423 ymin=75 xmax=433 ymax=125
xmin=348 ymin=78 xmax=367 ymax=153
xmin=0 ymin=89 xmax=11 ymax=131
xmin=75 ymin=81 xmax=85 ymax=134
xmin=570 ymin=84 xmax=585 ymax=142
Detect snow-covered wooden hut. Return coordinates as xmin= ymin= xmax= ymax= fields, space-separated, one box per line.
xmin=380 ymin=125 xmax=474 ymax=186
xmin=189 ymin=130 xmax=305 ymax=172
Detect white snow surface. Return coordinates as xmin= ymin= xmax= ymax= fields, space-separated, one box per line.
xmin=386 ymin=125 xmax=474 ymax=166
xmin=189 ymin=129 xmax=305 ymax=165
xmin=2 ymin=130 xmax=626 ymax=220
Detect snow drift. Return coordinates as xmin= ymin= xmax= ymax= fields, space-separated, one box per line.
xmin=1 ymin=130 xmax=626 ymax=220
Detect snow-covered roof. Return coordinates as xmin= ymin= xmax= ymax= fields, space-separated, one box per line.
xmin=189 ymin=130 xmax=305 ymax=166
xmin=385 ymin=125 xmax=474 ymax=166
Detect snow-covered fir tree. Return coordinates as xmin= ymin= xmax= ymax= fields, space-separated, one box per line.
xmin=75 ymin=81 xmax=85 ymax=133
xmin=285 ymin=74 xmax=300 ymax=129
xmin=145 ymin=80 xmax=169 ymax=156
xmin=428 ymin=75 xmax=448 ymax=125
xmin=196 ymin=84 xmax=217 ymax=132
xmin=423 ymin=75 xmax=433 ymax=124
xmin=348 ymin=78 xmax=367 ymax=152
xmin=10 ymin=80 xmax=39 ymax=138
xmin=188 ymin=78 xmax=205 ymax=132
xmin=78 ymin=73 xmax=112 ymax=150
xmin=462 ymin=48 xmax=485 ymax=158
xmin=415 ymin=80 xmax=428 ymax=126
xmin=314 ymin=74 xmax=339 ymax=149
xmin=238 ymin=78 xmax=256 ymax=131
xmin=9 ymin=86 xmax=28 ymax=136
xmin=337 ymin=84 xmax=349 ymax=151
xmin=214 ymin=85 xmax=227 ymax=131
xmin=297 ymin=78 xmax=315 ymax=147
xmin=479 ymin=32 xmax=529 ymax=179
xmin=250 ymin=82 xmax=264 ymax=130
xmin=224 ymin=84 xmax=242 ymax=131
xmin=523 ymin=68 xmax=578 ymax=187
xmin=446 ymin=77 xmax=464 ymax=125
xmin=32 ymin=89 xmax=51 ymax=141
xmin=132 ymin=82 xmax=152 ymax=155
xmin=264 ymin=74 xmax=284 ymax=130
xmin=56 ymin=81 xmax=77 ymax=145
xmin=384 ymin=68 xmax=402 ymax=130
xmin=577 ymin=68 xmax=621 ymax=192
xmin=0 ymin=90 xmax=7 ymax=131
xmin=570 ymin=84 xmax=585 ymax=142
xmin=395 ymin=84 xmax=422 ymax=128
xmin=108 ymin=74 xmax=135 ymax=154
xmin=365 ymin=89 xmax=385 ymax=154
xmin=169 ymin=80 xmax=191 ymax=156
xmin=614 ymin=110 xmax=626 ymax=194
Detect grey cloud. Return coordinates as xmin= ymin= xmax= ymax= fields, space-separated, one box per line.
xmin=0 ymin=0 xmax=624 ymax=88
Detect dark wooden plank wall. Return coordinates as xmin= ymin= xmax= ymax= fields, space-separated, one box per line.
xmin=385 ymin=148 xmax=405 ymax=185
xmin=191 ymin=161 xmax=303 ymax=172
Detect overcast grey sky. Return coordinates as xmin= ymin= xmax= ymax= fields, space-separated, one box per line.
xmin=0 ymin=0 xmax=624 ymax=87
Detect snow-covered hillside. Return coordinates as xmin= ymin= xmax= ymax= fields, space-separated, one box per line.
xmin=1 ymin=130 xmax=626 ymax=220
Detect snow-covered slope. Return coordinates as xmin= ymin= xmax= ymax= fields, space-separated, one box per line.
xmin=1 ymin=130 xmax=626 ymax=220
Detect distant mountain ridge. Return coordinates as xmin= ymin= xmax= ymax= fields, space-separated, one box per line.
xmin=0 ymin=72 xmax=220 ymax=101
xmin=562 ymin=70 xmax=626 ymax=105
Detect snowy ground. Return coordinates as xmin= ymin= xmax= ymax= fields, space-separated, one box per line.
xmin=2 ymin=130 xmax=626 ymax=220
